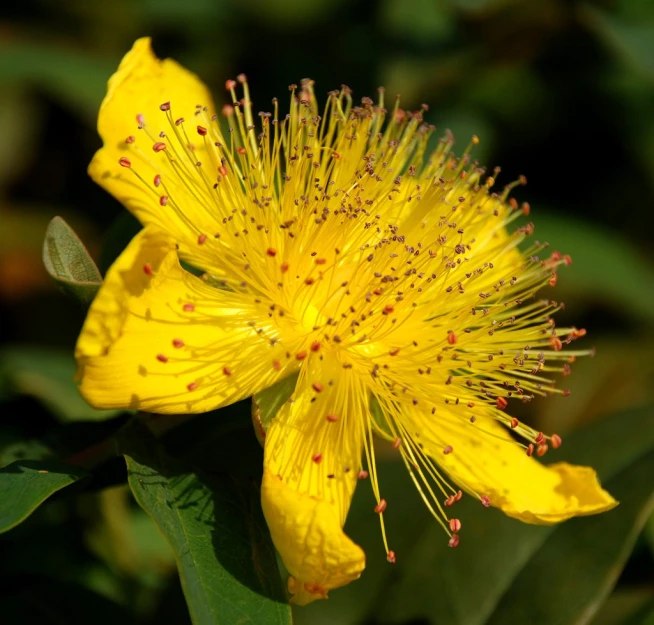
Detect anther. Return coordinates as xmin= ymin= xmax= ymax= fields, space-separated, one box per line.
xmin=183 ymin=303 xmax=195 ymax=312
xmin=156 ymin=354 xmax=168 ymax=363
xmin=218 ymin=165 xmax=228 ymax=176
xmin=296 ymin=351 xmax=307 ymax=360
xmin=143 ymin=263 xmax=153 ymax=276
xmin=187 ymin=382 xmax=198 ymax=391
xmin=497 ymin=396 xmax=508 ymax=410
xmin=326 ymin=414 xmax=338 ymax=422
xmin=455 ymin=490 xmax=463 ymax=501
xmin=526 ymin=443 xmax=534 ymax=457
xmin=154 ymin=174 xmax=161 ymax=187
xmin=510 ymin=418 xmax=519 ymax=429
xmin=223 ymin=366 xmax=232 ymax=376
xmin=312 ymin=382 xmax=324 ymax=393
xmin=550 ymin=337 xmax=563 ymax=351
xmin=225 ymin=79 xmax=237 ymax=90
xmin=443 ymin=445 xmax=453 ymax=455
xmin=480 ymin=495 xmax=491 ymax=507
xmin=535 ymin=432 xmax=545 ymax=444
xmin=311 ymin=341 xmax=321 ymax=352
xmin=383 ymin=304 xmax=394 ymax=314
xmin=551 ymin=433 xmax=562 ymax=449
xmin=172 ymin=339 xmax=184 ymax=348
xmin=304 ymin=277 xmax=314 ymax=285
xmin=315 ymin=258 xmax=326 ymax=265
xmin=159 ymin=102 xmax=171 ymax=111
xmin=357 ymin=470 xmax=369 ymax=479
xmin=445 ymin=496 xmax=455 ymax=507
xmin=448 ymin=534 xmax=460 ymax=548
xmin=386 ymin=551 xmax=396 ymax=564
xmin=159 ymin=195 xmax=168 ymax=206
xmin=197 ymin=125 xmax=208 ymax=136
xmin=312 ymin=453 xmax=323 ymax=464
xmin=447 ymin=331 xmax=457 ymax=345
xmin=198 ymin=234 xmax=208 ymax=245
xmin=280 ymin=262 xmax=289 ymax=273
xmin=389 ymin=348 xmax=400 ymax=356
xmin=237 ymin=146 xmax=247 ymax=155
xmin=374 ymin=499 xmax=387 ymax=514
xmin=119 ymin=157 xmax=131 ymax=168
xmin=449 ymin=518 xmax=462 ymax=532
xmin=153 ymin=142 xmax=166 ymax=152
xmin=267 ymin=247 xmax=277 ymax=257
xmin=537 ymin=444 xmax=549 ymax=457
xmin=392 ymin=438 xmax=401 ymax=450
xmin=125 ymin=135 xmax=135 ymax=144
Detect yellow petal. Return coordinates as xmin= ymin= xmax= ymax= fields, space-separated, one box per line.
xmin=75 ymin=227 xmax=298 ymax=413
xmin=88 ymin=37 xmax=218 ymax=241
xmin=261 ymin=354 xmax=366 ymax=605
xmin=399 ymin=403 xmax=617 ymax=524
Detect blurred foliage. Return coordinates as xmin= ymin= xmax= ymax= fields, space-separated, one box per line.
xmin=1 ymin=0 xmax=653 ymax=623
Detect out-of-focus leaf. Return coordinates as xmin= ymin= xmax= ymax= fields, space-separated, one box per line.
xmin=0 ymin=459 xmax=88 ymax=533
xmin=43 ymin=216 xmax=102 ymax=308
xmin=582 ymin=7 xmax=654 ymax=84
xmin=591 ymin=589 xmax=654 ymax=625
xmin=119 ymin=420 xmax=292 ymax=625
xmin=380 ymin=0 xmax=454 ymax=43
xmin=0 ymin=42 xmax=113 ymax=120
xmin=528 ymin=211 xmax=654 ymax=323
xmin=252 ymin=373 xmax=297 ymax=445
xmin=296 ymin=405 xmax=654 ymax=625
xmin=0 ymin=346 xmax=123 ymax=422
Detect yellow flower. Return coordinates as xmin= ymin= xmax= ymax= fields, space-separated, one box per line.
xmin=76 ymin=38 xmax=617 ymax=605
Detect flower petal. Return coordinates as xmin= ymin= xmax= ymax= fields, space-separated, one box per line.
xmin=75 ymin=227 xmax=298 ymax=413
xmin=88 ymin=37 xmax=218 ymax=241
xmin=398 ymin=403 xmax=617 ymax=524
xmin=261 ymin=354 xmax=366 ymax=605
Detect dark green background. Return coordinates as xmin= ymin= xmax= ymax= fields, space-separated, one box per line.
xmin=1 ymin=1 xmax=653 ymax=624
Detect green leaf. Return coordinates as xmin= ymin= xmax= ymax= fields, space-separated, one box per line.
xmin=0 ymin=346 xmax=124 ymax=422
xmin=119 ymin=419 xmax=291 ymax=625
xmin=0 ymin=459 xmax=88 ymax=533
xmin=42 ymin=216 xmax=102 ymax=308
xmin=527 ymin=211 xmax=654 ymax=323
xmin=251 ymin=374 xmax=297 ymax=446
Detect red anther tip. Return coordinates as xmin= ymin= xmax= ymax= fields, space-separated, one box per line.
xmin=119 ymin=157 xmax=131 ymax=168
xmin=153 ymin=142 xmax=166 ymax=152
xmin=510 ymin=417 xmax=519 ymax=429
xmin=551 ymin=434 xmax=562 ymax=449
xmin=454 ymin=490 xmax=463 ymax=501
xmin=311 ymin=341 xmax=321 ymax=352
xmin=159 ymin=102 xmax=171 ymax=112
xmin=187 ymin=382 xmax=198 ymax=391
xmin=537 ymin=444 xmax=549 ymax=457
xmin=225 ymin=79 xmax=237 ymax=90
xmin=218 ymin=165 xmax=228 ymax=176
xmin=304 ymin=277 xmax=315 ymax=285
xmin=175 ymin=117 xmax=185 ymax=126
xmin=197 ymin=234 xmax=207 ymax=245
xmin=526 ymin=443 xmax=534 ymax=457
xmin=549 ymin=274 xmax=558 ymax=287
xmin=280 ymin=262 xmax=289 ymax=273
xmin=374 ymin=499 xmax=387 ymax=514
xmin=312 ymin=382 xmax=324 ymax=393
xmin=447 ymin=331 xmax=457 ymax=345
xmin=448 ymin=534 xmax=460 ymax=548
xmin=183 ymin=303 xmax=195 ymax=312
xmin=296 ymin=351 xmax=307 ymax=360
xmin=383 ymin=304 xmax=394 ymax=314
xmin=563 ymin=254 xmax=573 ymax=266
xmin=497 ymin=396 xmax=508 ymax=410
xmin=156 ymin=353 xmax=168 ymax=363
xmin=172 ymin=339 xmax=184 ymax=348
xmin=443 ymin=445 xmax=453 ymax=455
xmin=197 ymin=125 xmax=207 ymax=136
xmin=266 ymin=247 xmax=277 ymax=257
xmin=312 ymin=453 xmax=322 ymax=464
xmin=387 ymin=551 xmax=396 ymax=564
xmin=237 ymin=146 xmax=247 ymax=155
xmin=153 ymin=174 xmax=161 ymax=187
xmin=237 ymin=73 xmax=247 ymax=83
xmin=222 ymin=366 xmax=232 ymax=376
xmin=357 ymin=470 xmax=369 ymax=479
xmin=222 ymin=104 xmax=234 ymax=116
xmin=272 ymin=360 xmax=282 ymax=371
xmin=444 ymin=496 xmax=455 ymax=507
xmin=449 ymin=518 xmax=462 ymax=532
xmin=125 ymin=135 xmax=135 ymax=144
xmin=315 ymin=258 xmax=326 ymax=265
xmin=392 ymin=437 xmax=402 ymax=450
xmin=535 ymin=431 xmax=545 ymax=444
xmin=159 ymin=195 xmax=168 ymax=206
xmin=480 ymin=495 xmax=491 ymax=508
xmin=389 ymin=348 xmax=400 ymax=356
xmin=326 ymin=414 xmax=338 ymax=422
